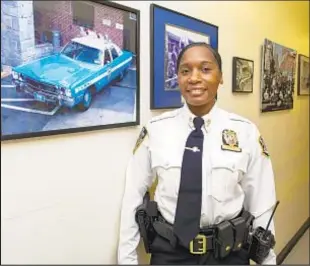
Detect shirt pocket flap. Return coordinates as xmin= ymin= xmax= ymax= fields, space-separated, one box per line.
xmin=211 ymin=156 xmax=248 ymax=174
xmin=211 ymin=161 xmax=235 ymax=172
xmin=151 ymin=150 xmax=183 ymax=169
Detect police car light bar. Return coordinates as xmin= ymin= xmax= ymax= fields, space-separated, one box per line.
xmin=79 ymin=27 xmax=111 ymax=42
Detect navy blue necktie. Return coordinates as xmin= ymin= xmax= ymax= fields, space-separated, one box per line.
xmin=173 ymin=117 xmax=204 ymax=247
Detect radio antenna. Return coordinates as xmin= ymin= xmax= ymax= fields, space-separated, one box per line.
xmin=264 ymin=200 xmax=280 ymax=237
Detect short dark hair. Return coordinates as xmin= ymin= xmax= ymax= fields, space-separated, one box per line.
xmin=176 ymin=42 xmax=222 ymax=72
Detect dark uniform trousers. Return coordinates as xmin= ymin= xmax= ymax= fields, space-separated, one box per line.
xmin=150 ymin=234 xmax=250 ymax=265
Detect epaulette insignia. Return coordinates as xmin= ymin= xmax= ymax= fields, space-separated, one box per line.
xmin=221 ymin=129 xmax=242 ymax=152
xmin=259 ymin=136 xmax=269 ymax=157
xmin=133 ymin=127 xmax=148 ymax=154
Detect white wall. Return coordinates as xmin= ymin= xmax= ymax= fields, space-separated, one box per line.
xmin=1 ymin=1 xmax=309 ymax=264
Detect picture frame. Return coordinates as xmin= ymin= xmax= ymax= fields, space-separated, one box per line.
xmin=1 ymin=0 xmax=140 ymax=141
xmin=150 ymin=4 xmax=219 ymax=110
xmin=297 ymin=54 xmax=309 ymax=96
xmin=232 ymin=57 xmax=254 ymax=93
xmin=260 ymin=38 xmax=296 ymax=113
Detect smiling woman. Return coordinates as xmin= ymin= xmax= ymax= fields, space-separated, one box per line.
xmin=176 ymin=43 xmax=223 ymax=117
xmin=118 ymin=42 xmax=278 ymax=265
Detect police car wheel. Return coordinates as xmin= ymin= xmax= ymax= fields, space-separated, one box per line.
xmin=78 ymin=89 xmax=92 ymax=111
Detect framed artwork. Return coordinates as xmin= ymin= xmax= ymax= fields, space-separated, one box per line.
xmin=1 ymin=0 xmax=140 ymax=141
xmin=297 ymin=54 xmax=309 ymax=96
xmin=260 ymin=38 xmax=297 ymax=113
xmin=232 ymin=57 xmax=254 ymax=93
xmin=150 ymin=4 xmax=219 ymax=110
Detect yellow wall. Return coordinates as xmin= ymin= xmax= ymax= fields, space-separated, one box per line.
xmin=1 ymin=1 xmax=309 ymax=264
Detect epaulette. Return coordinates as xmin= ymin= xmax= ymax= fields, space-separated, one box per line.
xmin=228 ymin=113 xmax=251 ymax=124
xmin=150 ymin=109 xmax=180 ymax=124
xmin=229 ymin=118 xmax=251 ymax=124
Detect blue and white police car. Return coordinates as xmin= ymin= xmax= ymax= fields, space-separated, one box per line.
xmin=11 ymin=32 xmax=133 ymax=111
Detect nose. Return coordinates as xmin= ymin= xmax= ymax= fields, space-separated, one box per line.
xmin=188 ymin=68 xmax=201 ymax=83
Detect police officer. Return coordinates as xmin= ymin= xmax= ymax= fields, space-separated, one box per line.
xmin=118 ymin=43 xmax=277 ymax=265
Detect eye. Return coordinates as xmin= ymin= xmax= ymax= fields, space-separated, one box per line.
xmin=202 ymin=67 xmax=211 ymax=73
xmin=180 ymin=68 xmax=189 ymax=75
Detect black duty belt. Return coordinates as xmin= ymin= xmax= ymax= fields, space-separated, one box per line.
xmin=152 ymin=216 xmax=215 ymax=255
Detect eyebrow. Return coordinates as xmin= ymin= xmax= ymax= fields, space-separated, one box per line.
xmin=179 ymin=60 xmax=215 ymax=68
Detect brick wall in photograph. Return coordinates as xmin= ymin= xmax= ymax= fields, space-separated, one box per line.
xmin=33 ymin=1 xmax=124 ymax=49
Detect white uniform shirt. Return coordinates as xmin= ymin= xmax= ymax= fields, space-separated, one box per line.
xmin=118 ymin=104 xmax=277 ymax=264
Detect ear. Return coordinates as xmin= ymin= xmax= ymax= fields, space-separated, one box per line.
xmin=220 ymin=73 xmax=223 ymax=84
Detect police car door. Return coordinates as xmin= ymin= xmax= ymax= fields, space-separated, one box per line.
xmin=104 ymin=48 xmax=113 ymax=83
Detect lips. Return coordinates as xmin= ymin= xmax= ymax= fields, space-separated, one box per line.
xmin=186 ymin=87 xmax=207 ymax=97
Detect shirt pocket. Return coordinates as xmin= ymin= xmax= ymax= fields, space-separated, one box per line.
xmin=210 ymin=157 xmax=247 ymax=202
xmin=151 ymin=150 xmax=183 ymax=198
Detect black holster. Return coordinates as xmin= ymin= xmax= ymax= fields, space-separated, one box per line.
xmin=135 ymin=192 xmax=158 ymax=253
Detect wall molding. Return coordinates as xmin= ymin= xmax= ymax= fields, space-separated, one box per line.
xmin=277 ymin=217 xmax=310 ymax=264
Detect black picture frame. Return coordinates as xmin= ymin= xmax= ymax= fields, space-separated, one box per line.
xmin=150 ymin=4 xmax=219 ymax=110
xmin=297 ymin=54 xmax=309 ymax=96
xmin=232 ymin=57 xmax=254 ymax=93
xmin=1 ymin=0 xmax=140 ymax=141
xmin=260 ymin=38 xmax=296 ymax=113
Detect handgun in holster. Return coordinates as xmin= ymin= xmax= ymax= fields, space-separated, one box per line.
xmin=135 ymin=191 xmax=158 ymax=253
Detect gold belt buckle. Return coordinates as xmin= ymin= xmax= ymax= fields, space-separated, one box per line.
xmin=189 ymin=234 xmax=207 ymax=254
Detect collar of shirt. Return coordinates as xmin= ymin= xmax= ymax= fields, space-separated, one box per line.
xmin=181 ymin=102 xmax=219 ymax=133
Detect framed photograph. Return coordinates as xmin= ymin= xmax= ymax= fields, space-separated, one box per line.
xmin=150 ymin=4 xmax=218 ymax=110
xmin=1 ymin=0 xmax=140 ymax=141
xmin=297 ymin=54 xmax=309 ymax=96
xmin=260 ymin=38 xmax=297 ymax=113
xmin=232 ymin=57 xmax=254 ymax=93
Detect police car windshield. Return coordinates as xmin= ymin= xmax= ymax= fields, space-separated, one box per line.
xmin=61 ymin=41 xmax=102 ymax=65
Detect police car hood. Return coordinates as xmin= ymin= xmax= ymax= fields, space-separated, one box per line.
xmin=14 ymin=54 xmax=99 ymax=88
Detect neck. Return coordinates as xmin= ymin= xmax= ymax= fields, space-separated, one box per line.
xmin=187 ymin=99 xmax=216 ymax=117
